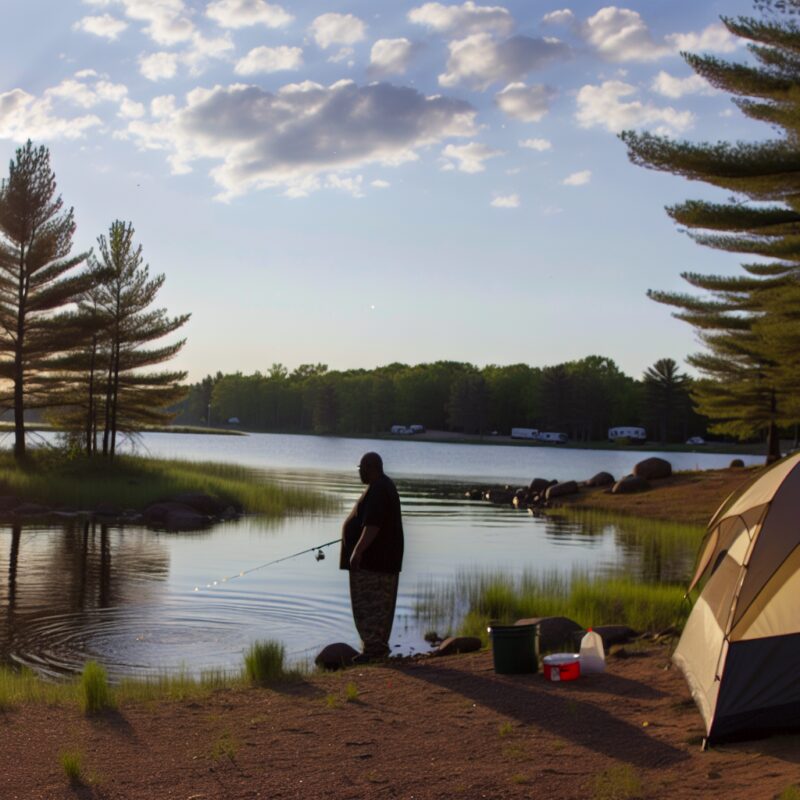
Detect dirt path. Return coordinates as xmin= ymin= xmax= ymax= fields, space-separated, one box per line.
xmin=2 ymin=646 xmax=799 ymax=799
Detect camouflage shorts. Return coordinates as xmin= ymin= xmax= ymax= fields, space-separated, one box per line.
xmin=349 ymin=569 xmax=399 ymax=659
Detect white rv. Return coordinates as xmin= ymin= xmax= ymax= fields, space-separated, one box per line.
xmin=608 ymin=426 xmax=646 ymax=442
xmin=538 ymin=432 xmax=568 ymax=444
xmin=390 ymin=425 xmax=411 ymax=435
xmin=511 ymin=427 xmax=539 ymax=440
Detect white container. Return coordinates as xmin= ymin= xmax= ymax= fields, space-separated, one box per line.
xmin=579 ymin=630 xmax=606 ymax=674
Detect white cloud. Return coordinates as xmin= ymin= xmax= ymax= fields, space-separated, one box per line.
xmin=583 ymin=7 xmax=668 ymax=62
xmin=542 ymin=8 xmax=575 ymax=26
xmin=45 ymin=75 xmax=129 ymax=108
xmin=124 ymin=80 xmax=477 ymax=200
xmin=651 ymin=70 xmax=714 ymax=99
xmin=235 ymin=45 xmax=302 ymax=75
xmin=440 ymin=141 xmax=503 ymax=173
xmin=370 ymin=38 xmax=415 ymax=76
xmin=562 ymin=169 xmax=590 ymax=186
xmin=495 ymin=82 xmax=555 ymax=122
xmin=182 ymin=32 xmax=235 ymax=75
xmin=151 ymin=94 xmax=176 ymax=116
xmin=439 ymin=33 xmax=569 ymax=90
xmin=0 ymin=87 xmax=101 ymax=142
xmin=73 ymin=13 xmax=128 ymax=40
xmin=206 ymin=0 xmax=293 ymax=29
xmin=120 ymin=97 xmax=146 ymax=118
xmin=96 ymin=0 xmax=195 ymax=45
xmin=666 ymin=23 xmax=738 ymax=54
xmin=309 ymin=13 xmax=366 ymax=49
xmin=326 ymin=173 xmax=365 ymax=197
xmin=371 ymin=179 xmax=390 ymax=188
xmin=519 ymin=137 xmax=551 ymax=151
xmin=328 ymin=46 xmax=355 ymax=65
xmin=491 ymin=192 xmax=519 ymax=208
xmin=575 ymin=80 xmax=694 ymax=134
xmin=139 ymin=52 xmax=179 ymax=81
xmin=408 ymin=2 xmax=513 ymax=37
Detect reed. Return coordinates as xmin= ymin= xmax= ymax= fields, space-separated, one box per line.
xmin=80 ymin=661 xmax=113 ymax=714
xmin=417 ymin=568 xmax=690 ymax=646
xmin=58 ymin=750 xmax=84 ymax=784
xmin=243 ymin=640 xmax=287 ymax=685
xmin=0 ymin=452 xmax=335 ymax=517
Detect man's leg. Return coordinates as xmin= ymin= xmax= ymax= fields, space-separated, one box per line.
xmin=349 ymin=569 xmax=399 ymax=659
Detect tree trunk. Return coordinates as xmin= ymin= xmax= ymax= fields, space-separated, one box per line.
xmin=13 ymin=252 xmax=26 ymax=461
xmin=86 ymin=336 xmax=97 ymax=457
xmin=109 ymin=342 xmax=121 ymax=460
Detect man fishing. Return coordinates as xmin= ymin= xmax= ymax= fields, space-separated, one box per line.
xmin=340 ymin=452 xmax=404 ymax=664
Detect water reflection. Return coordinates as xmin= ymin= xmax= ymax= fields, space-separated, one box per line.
xmin=0 ymin=475 xmax=703 ymax=679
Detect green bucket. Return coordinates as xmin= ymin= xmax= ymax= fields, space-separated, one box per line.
xmin=488 ymin=624 xmax=539 ymax=674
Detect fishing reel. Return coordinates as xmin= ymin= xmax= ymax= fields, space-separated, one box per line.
xmin=315 ymin=549 xmax=325 ymax=561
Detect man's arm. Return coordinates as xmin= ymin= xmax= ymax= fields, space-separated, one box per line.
xmin=350 ymin=525 xmax=380 ymax=570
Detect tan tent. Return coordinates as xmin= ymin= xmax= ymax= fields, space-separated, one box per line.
xmin=674 ymin=452 xmax=800 ymax=743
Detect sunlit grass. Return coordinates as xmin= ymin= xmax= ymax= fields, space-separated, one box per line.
xmin=243 ymin=640 xmax=287 ymax=685
xmin=417 ymin=569 xmax=690 ymax=647
xmin=58 ymin=750 xmax=84 ymax=784
xmin=0 ymin=451 xmax=336 ymax=516
xmin=80 ymin=661 xmax=113 ymax=714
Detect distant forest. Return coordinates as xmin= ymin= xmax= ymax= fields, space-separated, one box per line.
xmin=173 ymin=356 xmax=710 ymax=443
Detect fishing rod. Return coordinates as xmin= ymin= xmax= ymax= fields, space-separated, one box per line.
xmin=192 ymin=538 xmax=341 ymax=592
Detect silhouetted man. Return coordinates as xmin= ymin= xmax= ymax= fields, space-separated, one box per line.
xmin=340 ymin=452 xmax=404 ymax=663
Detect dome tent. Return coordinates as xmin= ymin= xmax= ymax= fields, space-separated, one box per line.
xmin=674 ymin=453 xmax=800 ymax=745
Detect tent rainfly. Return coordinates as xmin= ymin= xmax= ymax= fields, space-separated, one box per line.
xmin=674 ymin=452 xmax=800 ymax=744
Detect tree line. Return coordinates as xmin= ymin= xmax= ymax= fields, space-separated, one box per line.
xmin=0 ymin=141 xmax=189 ymax=461
xmin=174 ymin=356 xmax=709 ymax=443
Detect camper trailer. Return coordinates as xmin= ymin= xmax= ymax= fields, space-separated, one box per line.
xmin=538 ymin=432 xmax=568 ymax=444
xmin=608 ymin=426 xmax=646 ymax=443
xmin=390 ymin=425 xmax=411 ymax=435
xmin=511 ymin=427 xmax=539 ymax=440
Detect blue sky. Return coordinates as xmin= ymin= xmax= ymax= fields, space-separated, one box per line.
xmin=0 ymin=0 xmax=763 ymax=381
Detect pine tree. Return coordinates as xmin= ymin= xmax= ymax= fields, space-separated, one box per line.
xmin=0 ymin=141 xmax=93 ymax=459
xmin=642 ymin=358 xmax=691 ymax=443
xmin=621 ymin=0 xmax=800 ymax=461
xmin=91 ymin=220 xmax=190 ymax=459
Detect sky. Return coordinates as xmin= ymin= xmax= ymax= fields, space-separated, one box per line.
xmin=0 ymin=0 xmax=766 ymax=382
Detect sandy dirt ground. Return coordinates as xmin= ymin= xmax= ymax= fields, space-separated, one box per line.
xmin=2 ymin=645 xmax=799 ymax=800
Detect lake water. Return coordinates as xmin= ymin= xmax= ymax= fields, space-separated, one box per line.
xmin=0 ymin=433 xmax=763 ymax=679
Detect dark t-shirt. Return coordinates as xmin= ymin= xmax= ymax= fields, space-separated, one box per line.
xmin=339 ymin=474 xmax=404 ymax=573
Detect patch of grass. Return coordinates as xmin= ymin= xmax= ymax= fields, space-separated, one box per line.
xmin=0 ymin=451 xmax=336 ymax=517
xmin=211 ymin=731 xmax=238 ymax=764
xmin=498 ymin=721 xmax=513 ymax=737
xmin=80 ymin=661 xmax=113 ymax=715
xmin=344 ymin=682 xmax=359 ymax=702
xmin=325 ymin=693 xmax=339 ymax=709
xmin=59 ymin=750 xmax=83 ymax=784
xmin=779 ymin=786 xmax=800 ymax=800
xmin=116 ymin=668 xmax=237 ymax=703
xmin=244 ymin=640 xmax=286 ymax=685
xmin=510 ymin=773 xmax=528 ymax=785
xmin=418 ymin=567 xmax=690 ymax=647
xmin=593 ymin=765 xmax=643 ymax=800
xmin=0 ymin=666 xmax=78 ymax=708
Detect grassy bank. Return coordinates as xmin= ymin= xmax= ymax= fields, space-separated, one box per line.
xmin=0 ymin=452 xmax=336 ymax=516
xmin=417 ymin=569 xmax=691 ymax=648
xmin=0 ymin=641 xmax=297 ymax=710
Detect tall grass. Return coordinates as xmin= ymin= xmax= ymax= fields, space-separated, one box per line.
xmin=80 ymin=661 xmax=113 ymax=714
xmin=244 ymin=640 xmax=287 ymax=685
xmin=59 ymin=750 xmax=84 ymax=784
xmin=417 ymin=569 xmax=691 ymax=646
xmin=0 ymin=452 xmax=336 ymax=516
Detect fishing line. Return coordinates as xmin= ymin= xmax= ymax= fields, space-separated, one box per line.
xmin=192 ymin=538 xmax=341 ymax=592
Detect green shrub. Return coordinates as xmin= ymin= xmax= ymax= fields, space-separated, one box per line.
xmin=243 ymin=640 xmax=286 ymax=685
